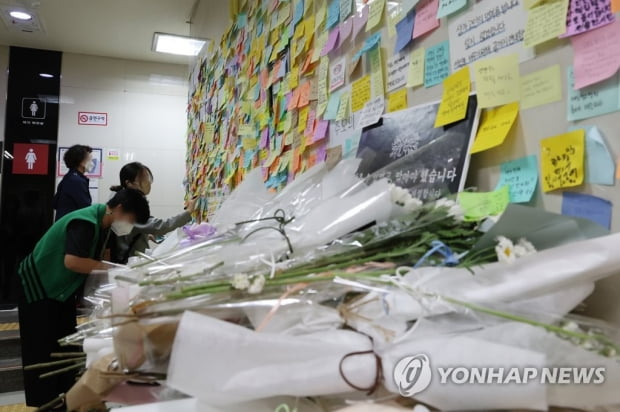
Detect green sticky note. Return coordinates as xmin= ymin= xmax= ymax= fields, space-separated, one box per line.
xmin=437 ymin=0 xmax=467 ymax=19
xmin=458 ymin=186 xmax=510 ymax=221
xmin=495 ymin=155 xmax=539 ymax=203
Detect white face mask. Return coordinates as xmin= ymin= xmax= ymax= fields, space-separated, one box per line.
xmin=85 ymin=160 xmax=95 ymax=172
xmin=111 ymin=220 xmax=134 ymax=236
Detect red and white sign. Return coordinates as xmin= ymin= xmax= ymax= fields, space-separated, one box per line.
xmin=78 ymin=111 xmax=108 ymax=126
xmin=12 ymin=143 xmax=49 ymax=175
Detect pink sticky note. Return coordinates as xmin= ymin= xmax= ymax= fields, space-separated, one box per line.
xmin=353 ymin=5 xmax=369 ymax=40
xmin=317 ymin=144 xmax=328 ymax=163
xmin=339 ymin=17 xmax=353 ymax=47
xmin=304 ymin=110 xmax=317 ymax=137
xmin=572 ymin=19 xmax=620 ymax=89
xmin=260 ymin=127 xmax=270 ymax=149
xmin=561 ymin=0 xmax=615 ymax=38
xmin=413 ymin=0 xmax=440 ymax=39
xmin=321 ymin=27 xmax=340 ymax=56
xmin=313 ymin=120 xmax=329 ymax=142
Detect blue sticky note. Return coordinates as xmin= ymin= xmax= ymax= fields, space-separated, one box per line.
xmin=244 ymin=150 xmax=255 ymax=168
xmin=353 ymin=32 xmax=382 ymax=60
xmin=562 ymin=192 xmax=612 ymax=230
xmin=294 ymin=0 xmax=304 ymax=26
xmin=496 ymin=155 xmax=538 ymax=203
xmin=394 ymin=10 xmax=415 ymax=54
xmin=325 ymin=91 xmax=342 ymax=120
xmin=237 ymin=13 xmax=247 ymax=28
xmin=567 ymin=67 xmax=620 ymax=121
xmin=327 ymin=0 xmax=341 ymax=29
xmin=585 ymin=127 xmax=616 ymax=186
xmin=344 ymin=131 xmax=362 ymax=158
xmin=424 ymin=40 xmax=450 ymax=88
xmin=437 ymin=0 xmax=468 ymax=19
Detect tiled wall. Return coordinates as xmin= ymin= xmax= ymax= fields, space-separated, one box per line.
xmin=57 ymin=53 xmax=189 ymax=219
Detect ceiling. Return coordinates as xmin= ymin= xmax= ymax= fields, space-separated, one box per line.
xmin=0 ymin=0 xmax=224 ymax=65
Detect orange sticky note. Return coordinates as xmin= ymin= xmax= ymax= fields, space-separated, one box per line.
xmin=616 ymin=156 xmax=620 ymax=179
xmin=613 ymin=0 xmax=620 ymax=13
xmin=298 ymin=81 xmax=311 ymax=107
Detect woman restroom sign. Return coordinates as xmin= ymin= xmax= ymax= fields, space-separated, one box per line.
xmin=12 ymin=143 xmax=49 ymax=175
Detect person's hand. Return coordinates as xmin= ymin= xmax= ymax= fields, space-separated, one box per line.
xmin=185 ymin=197 xmax=198 ymax=213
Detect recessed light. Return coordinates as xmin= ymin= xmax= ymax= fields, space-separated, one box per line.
xmin=152 ymin=32 xmax=208 ymax=56
xmin=39 ymin=73 xmax=53 ymax=78
xmin=9 ymin=10 xmax=32 ymax=21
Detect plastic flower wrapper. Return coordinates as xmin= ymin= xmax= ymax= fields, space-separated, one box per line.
xmin=166 ymin=311 xmax=379 ymax=406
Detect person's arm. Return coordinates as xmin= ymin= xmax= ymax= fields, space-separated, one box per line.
xmin=134 ymin=212 xmax=192 ymax=236
xmin=65 ymin=220 xmax=107 ymax=274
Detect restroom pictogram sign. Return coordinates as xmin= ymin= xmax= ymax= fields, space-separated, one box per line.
xmin=12 ymin=143 xmax=49 ymax=175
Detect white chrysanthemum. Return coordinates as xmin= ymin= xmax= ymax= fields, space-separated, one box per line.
xmin=517 ymin=238 xmax=537 ymax=255
xmin=231 ymin=273 xmax=250 ymax=290
xmin=435 ymin=198 xmax=465 ymax=222
xmin=248 ymin=275 xmax=266 ymax=294
xmin=391 ymin=185 xmax=423 ymax=212
xmin=495 ymin=236 xmax=516 ymax=264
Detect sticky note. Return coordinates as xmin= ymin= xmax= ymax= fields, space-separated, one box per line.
xmin=458 ymin=186 xmax=510 ymax=221
xmin=403 ymin=0 xmax=421 ymax=13
xmin=368 ymin=47 xmax=384 ymax=98
xmin=337 ymin=91 xmax=351 ymax=120
xmin=304 ymin=109 xmax=316 ymax=137
xmin=387 ymin=53 xmax=410 ymax=92
xmin=435 ymin=66 xmax=471 ymax=127
xmin=353 ymin=4 xmax=369 ymax=39
xmin=352 ymin=75 xmax=372 ymax=112
xmin=366 ymin=0 xmax=386 ymax=32
xmin=313 ymin=31 xmax=329 ymax=62
xmin=520 ymin=65 xmax=562 ymax=110
xmin=567 ymin=66 xmax=619 ymax=121
xmin=424 ymin=41 xmax=450 ymax=88
xmin=394 ymin=10 xmax=415 ymax=54
xmin=327 ymin=0 xmax=340 ymax=29
xmin=524 ymin=0 xmax=544 ymax=7
xmin=298 ymin=81 xmax=312 ymax=107
xmin=325 ymin=91 xmax=342 ymax=120
xmin=413 ymin=0 xmax=440 ymax=39
xmin=614 ymin=0 xmax=620 ymax=12
xmin=437 ymin=0 xmax=467 ymax=18
xmin=340 ymin=0 xmax=353 ymax=22
xmin=470 ymin=102 xmax=520 ymax=154
xmin=321 ymin=27 xmax=340 ymax=56
xmin=316 ymin=0 xmax=327 ymax=29
xmin=473 ymin=53 xmax=520 ymax=108
xmin=571 ymin=20 xmax=620 ymax=90
xmin=523 ymin=0 xmax=570 ymax=48
xmin=496 ymin=155 xmax=538 ymax=203
xmin=562 ymin=0 xmax=615 ymax=38
xmin=562 ymin=192 xmax=612 ymax=230
xmin=407 ymin=47 xmax=425 ymax=87
xmin=298 ymin=106 xmax=309 ymax=133
xmin=353 ymin=32 xmax=382 ymax=61
xmin=314 ymin=119 xmax=329 ymax=141
xmin=318 ymin=56 xmax=330 ymax=115
xmin=583 ymin=126 xmax=616 ymax=186
xmin=540 ymin=129 xmax=585 ymax=192
xmin=340 ymin=17 xmax=353 ymax=43
xmin=329 ymin=57 xmax=347 ymax=92
xmin=388 ymin=88 xmax=408 ymax=112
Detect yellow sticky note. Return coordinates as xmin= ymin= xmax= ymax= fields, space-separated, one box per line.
xmin=336 ymin=91 xmax=351 ymax=120
xmin=204 ymin=123 xmax=215 ymax=143
xmin=367 ymin=0 xmax=385 ymax=32
xmin=242 ymin=137 xmax=258 ymax=151
xmin=318 ymin=56 xmax=330 ymax=115
xmin=458 ymin=186 xmax=510 ymax=221
xmin=406 ymin=48 xmax=425 ymax=88
xmin=278 ymin=3 xmax=292 ymax=26
xmin=540 ymin=130 xmax=585 ymax=193
xmin=290 ymin=66 xmax=300 ymax=89
xmin=369 ymin=47 xmax=385 ymax=99
xmin=294 ymin=21 xmax=305 ymax=39
xmin=470 ymin=102 xmax=520 ymax=154
xmin=473 ymin=53 xmax=520 ymax=109
xmin=524 ymin=0 xmax=570 ymax=48
xmin=351 ymin=75 xmax=372 ymax=112
xmin=387 ymin=89 xmax=408 ymax=113
xmin=316 ymin=0 xmax=327 ymax=30
xmin=305 ymin=15 xmax=316 ymax=38
xmin=435 ymin=66 xmax=471 ymax=128
xmin=239 ymin=124 xmax=256 ymax=137
xmin=298 ymin=106 xmax=309 ymax=133
xmin=520 ymin=65 xmax=562 ymax=110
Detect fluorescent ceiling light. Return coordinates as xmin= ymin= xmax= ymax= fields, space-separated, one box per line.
xmin=9 ymin=10 xmax=32 ymax=20
xmin=152 ymin=32 xmax=207 ymax=56
xmin=39 ymin=73 xmax=53 ymax=78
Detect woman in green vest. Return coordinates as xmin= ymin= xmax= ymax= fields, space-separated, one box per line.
xmin=17 ymin=188 xmax=150 ymax=409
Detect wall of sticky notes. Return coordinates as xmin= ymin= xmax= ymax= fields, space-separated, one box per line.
xmin=187 ymin=0 xmax=620 ymax=321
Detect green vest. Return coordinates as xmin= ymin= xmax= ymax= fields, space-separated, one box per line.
xmin=19 ymin=204 xmax=107 ymax=303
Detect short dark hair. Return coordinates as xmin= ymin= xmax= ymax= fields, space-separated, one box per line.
xmin=63 ymin=145 xmax=92 ymax=169
xmin=110 ymin=162 xmax=154 ymax=192
xmin=107 ymin=188 xmax=150 ymax=224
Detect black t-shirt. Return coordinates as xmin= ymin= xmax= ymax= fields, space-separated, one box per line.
xmin=65 ymin=220 xmax=109 ymax=259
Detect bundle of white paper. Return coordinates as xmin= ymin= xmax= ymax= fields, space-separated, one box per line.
xmin=167 ymin=311 xmax=377 ymax=405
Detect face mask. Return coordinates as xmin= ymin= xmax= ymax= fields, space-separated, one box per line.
xmin=111 ymin=220 xmax=134 ymax=236
xmin=85 ymin=160 xmax=95 ymax=172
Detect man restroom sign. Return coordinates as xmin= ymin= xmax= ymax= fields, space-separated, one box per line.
xmin=21 ymin=97 xmax=46 ymax=119
xmin=12 ymin=143 xmax=49 ymax=175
